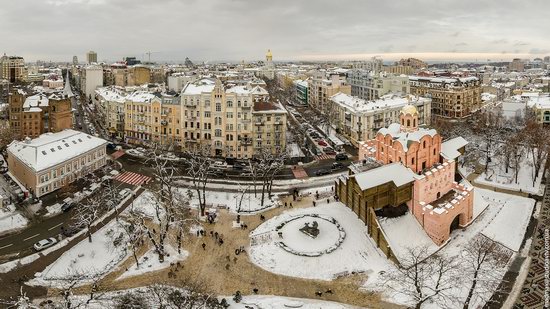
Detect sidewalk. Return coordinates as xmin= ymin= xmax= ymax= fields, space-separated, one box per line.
xmin=467 ymin=172 xmax=529 ymax=197
xmin=291 ymin=165 xmax=308 ymax=179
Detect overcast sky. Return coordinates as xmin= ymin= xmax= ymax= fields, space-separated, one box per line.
xmin=1 ymin=0 xmax=549 ymax=63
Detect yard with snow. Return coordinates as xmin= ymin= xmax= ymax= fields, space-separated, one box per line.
xmin=225 ymin=295 xmax=355 ymax=308
xmin=182 ymin=188 xmax=282 ymax=214
xmin=117 ymin=245 xmax=188 ymax=280
xmin=0 ymin=205 xmax=28 ymax=235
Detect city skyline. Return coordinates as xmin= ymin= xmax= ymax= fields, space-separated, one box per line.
xmin=1 ymin=0 xmax=548 ymax=62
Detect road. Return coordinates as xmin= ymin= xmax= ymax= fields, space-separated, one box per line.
xmin=0 ymin=178 xmax=136 ymax=260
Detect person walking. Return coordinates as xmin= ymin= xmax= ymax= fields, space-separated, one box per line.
xmin=202 ymin=243 xmax=206 ymax=250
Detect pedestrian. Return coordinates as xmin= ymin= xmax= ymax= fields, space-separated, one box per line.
xmin=253 ymin=288 xmax=259 ymax=294
xmin=233 ymin=257 xmax=238 ymax=264
xmin=210 ymin=231 xmax=214 ymax=237
xmin=225 ymin=264 xmax=230 ymax=270
xmin=202 ymin=243 xmax=206 ymax=250
xmin=196 ymin=230 xmax=200 ymax=237
xmin=290 ymin=202 xmax=293 ymax=208
xmin=313 ymin=200 xmax=316 ymax=207
xmin=327 ymin=198 xmax=330 ymax=204
xmin=285 ymin=202 xmax=288 ymax=207
xmin=214 ymin=232 xmax=219 ymax=239
xmin=220 ymin=239 xmax=224 ymax=246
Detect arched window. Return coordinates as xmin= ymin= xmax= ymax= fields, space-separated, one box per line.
xmin=413 ymin=119 xmax=416 ymax=127
xmin=407 ymin=119 xmax=411 ymax=127
xmin=423 ymin=141 xmax=426 ymax=148
xmin=401 ymin=118 xmax=404 ymax=125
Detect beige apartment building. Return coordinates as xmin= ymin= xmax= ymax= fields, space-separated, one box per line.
xmin=1 ymin=54 xmax=27 ymax=83
xmin=95 ymin=86 xmax=128 ymax=139
xmin=307 ymin=73 xmax=351 ymax=113
xmin=409 ymin=76 xmax=482 ymax=119
xmin=124 ymin=91 xmax=182 ymax=147
xmin=7 ymin=130 xmax=108 ymax=197
xmin=181 ymin=78 xmax=287 ymax=158
xmin=330 ymin=93 xmax=431 ymax=145
xmin=349 ymin=71 xmax=410 ymax=100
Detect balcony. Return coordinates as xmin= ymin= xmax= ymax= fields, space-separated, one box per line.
xmin=240 ymin=139 xmax=252 ymax=145
xmin=160 ymin=120 xmax=168 ymax=126
xmin=255 ymin=121 xmax=264 ymax=126
xmin=241 ymin=104 xmax=251 ymax=109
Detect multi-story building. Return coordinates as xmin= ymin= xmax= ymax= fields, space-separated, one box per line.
xmin=0 ymin=54 xmax=27 ymax=83
xmin=94 ymin=86 xmax=128 ymax=139
xmin=181 ymin=78 xmax=287 ymax=158
xmin=72 ymin=56 xmax=78 ymax=65
xmin=167 ymin=74 xmax=195 ymax=93
xmin=397 ymin=57 xmax=427 ymax=69
xmin=293 ymin=79 xmax=308 ymax=105
xmin=351 ymin=57 xmax=383 ymax=73
xmin=509 ymin=58 xmax=525 ymax=72
xmin=124 ymin=90 xmax=183 ymax=147
xmin=330 ymin=93 xmax=431 ymax=145
xmin=8 ymin=85 xmax=74 ymax=138
xmin=349 ymin=71 xmax=409 ymax=100
xmin=307 ymin=73 xmax=351 ymax=113
xmin=80 ymin=65 xmax=104 ymax=102
xmin=86 ymin=51 xmax=98 ymax=64
xmin=384 ymin=65 xmax=415 ymax=75
xmin=521 ymin=92 xmax=550 ymax=126
xmin=409 ymin=76 xmax=481 ymax=119
xmin=130 ymin=65 xmax=152 ymax=86
xmin=7 ymin=129 xmax=107 ymax=197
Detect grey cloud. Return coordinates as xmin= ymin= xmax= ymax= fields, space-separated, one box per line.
xmin=0 ymin=0 xmax=548 ymax=61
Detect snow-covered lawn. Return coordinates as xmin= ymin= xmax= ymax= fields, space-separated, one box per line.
xmin=0 ymin=205 xmax=28 ymax=235
xmin=28 ymin=221 xmax=129 ymax=288
xmin=248 ymin=203 xmax=390 ymax=280
xmin=474 ymin=149 xmax=545 ymax=195
xmin=123 ymin=190 xmax=165 ymax=222
xmin=182 ymin=188 xmax=282 ymax=214
xmin=225 ymin=295 xmax=356 ymax=308
xmin=117 ymin=244 xmax=188 ymax=280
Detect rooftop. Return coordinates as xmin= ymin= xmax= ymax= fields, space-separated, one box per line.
xmin=378 ymin=123 xmax=438 ymax=151
xmin=331 ymin=93 xmax=429 ymax=114
xmin=354 ymin=162 xmax=416 ymax=190
xmin=7 ymin=130 xmax=107 ymax=172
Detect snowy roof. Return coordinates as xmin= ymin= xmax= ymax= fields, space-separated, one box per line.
xmin=331 ymin=93 xmax=429 ymax=114
xmin=182 ymin=79 xmax=216 ymax=95
xmin=409 ymin=76 xmax=478 ymax=83
xmin=126 ymin=91 xmax=159 ymax=103
xmin=378 ymin=124 xmax=438 ymax=151
xmin=23 ymin=94 xmax=49 ymax=108
xmin=95 ymin=87 xmax=128 ymax=103
xmin=440 ymin=136 xmax=468 ymax=160
xmin=524 ymin=93 xmax=550 ymax=109
xmin=354 ymin=162 xmax=416 ymax=190
xmin=7 ymin=130 xmax=107 ymax=172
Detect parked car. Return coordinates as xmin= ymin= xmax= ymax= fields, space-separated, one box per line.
xmin=317 ymin=140 xmax=328 ymax=146
xmin=335 ymin=153 xmax=348 ymax=161
xmin=61 ymin=199 xmax=74 ymax=212
xmin=315 ymin=169 xmax=330 ymax=176
xmin=119 ymin=188 xmax=132 ymax=199
xmin=33 ymin=237 xmax=58 ymax=251
xmin=323 ymin=147 xmax=336 ymax=155
xmin=61 ymin=226 xmax=80 ymax=237
xmin=331 ymin=162 xmax=345 ymax=170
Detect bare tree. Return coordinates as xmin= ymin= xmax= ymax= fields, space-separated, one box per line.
xmin=0 ymin=120 xmax=18 ymax=152
xmin=117 ymin=218 xmax=145 ymax=267
xmin=461 ymin=236 xmax=511 ymax=309
xmin=73 ymin=194 xmax=104 ymax=243
xmin=254 ymin=148 xmax=286 ymax=207
xmin=381 ymin=246 xmax=460 ymax=309
xmin=181 ymin=144 xmax=212 ymax=217
xmin=1 ymin=287 xmax=39 ymax=309
xmin=522 ymin=120 xmax=550 ymax=187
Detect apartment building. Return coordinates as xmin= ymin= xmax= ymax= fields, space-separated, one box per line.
xmin=86 ymin=51 xmax=98 ymax=64
xmin=307 ymin=73 xmax=351 ymax=113
xmin=8 ymin=86 xmax=74 ymax=138
xmin=124 ymin=91 xmax=182 ymax=147
xmin=80 ymin=65 xmax=104 ymax=102
xmin=0 ymin=54 xmax=27 ymax=83
xmin=94 ymin=86 xmax=128 ymax=139
xmin=7 ymin=129 xmax=107 ymax=197
xmin=181 ymin=78 xmax=287 ymax=158
xmin=330 ymin=92 xmax=431 ymax=145
xmin=409 ymin=76 xmax=481 ymax=119
xmin=349 ymin=70 xmax=409 ymax=100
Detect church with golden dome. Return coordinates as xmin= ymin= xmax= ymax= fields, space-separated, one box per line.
xmin=258 ymin=49 xmax=275 ymax=79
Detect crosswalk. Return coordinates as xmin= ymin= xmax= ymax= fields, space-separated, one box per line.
xmin=114 ymin=172 xmax=151 ymax=186
xmin=315 ymin=154 xmax=335 ymax=161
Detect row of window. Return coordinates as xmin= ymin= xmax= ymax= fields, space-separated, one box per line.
xmin=39 ymin=149 xmax=105 ymax=184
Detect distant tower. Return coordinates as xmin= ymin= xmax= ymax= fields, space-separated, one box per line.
xmin=86 ymin=51 xmax=98 ymax=64
xmin=399 ymin=104 xmax=419 ymax=133
xmin=72 ymin=56 xmax=78 ymax=65
xmin=266 ymin=49 xmax=273 ymax=64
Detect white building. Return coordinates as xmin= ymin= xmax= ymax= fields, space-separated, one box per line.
xmin=81 ymin=65 xmax=104 ymax=102
xmin=330 ymin=92 xmax=431 ymax=145
xmin=7 ymin=130 xmax=108 ymax=197
xmin=94 ymin=86 xmax=128 ymax=139
xmin=349 ymin=70 xmax=410 ymax=100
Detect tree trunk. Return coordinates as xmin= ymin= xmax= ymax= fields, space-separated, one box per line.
xmin=87 ymin=226 xmax=92 ymax=243
xmin=133 ymin=248 xmax=140 ymax=267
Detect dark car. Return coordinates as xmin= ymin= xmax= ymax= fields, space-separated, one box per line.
xmin=331 ymin=162 xmax=345 ymax=170
xmin=61 ymin=226 xmax=80 ymax=237
xmin=335 ymin=153 xmax=348 ymax=161
xmin=315 ymin=169 xmax=330 ymax=176
xmin=61 ymin=201 xmax=75 ymax=212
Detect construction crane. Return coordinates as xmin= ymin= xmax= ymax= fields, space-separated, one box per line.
xmin=144 ymin=51 xmax=158 ymax=62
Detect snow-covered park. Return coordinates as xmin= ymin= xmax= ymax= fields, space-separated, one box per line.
xmin=248 ymin=203 xmax=391 ymax=280
xmin=0 ymin=205 xmax=28 ymax=235
xmin=226 ymin=295 xmax=356 ymax=308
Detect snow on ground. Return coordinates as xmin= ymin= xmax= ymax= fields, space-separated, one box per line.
xmin=249 ymin=203 xmax=391 ymax=280
xmin=117 ymin=244 xmax=188 ymax=280
xmin=474 ymin=150 xmax=545 ymax=195
xmin=378 ymin=213 xmax=439 ymax=262
xmin=481 ymin=192 xmax=534 ymax=251
xmin=368 ymin=188 xmax=534 ymax=308
xmin=225 ymin=295 xmax=358 ymax=308
xmin=183 ymin=188 xmax=282 ymax=214
xmin=28 ymin=221 xmax=129 ymax=288
xmin=0 ymin=205 xmax=28 ymax=234
xmin=123 ymin=190 xmax=165 ymax=222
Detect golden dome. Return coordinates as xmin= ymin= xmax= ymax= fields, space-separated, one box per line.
xmin=400 ymin=104 xmax=418 ymax=115
xmin=266 ymin=49 xmax=272 ymax=57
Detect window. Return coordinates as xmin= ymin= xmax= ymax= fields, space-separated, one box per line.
xmin=216 ymin=103 xmax=221 ymax=112
xmin=204 ymin=111 xmax=211 ymax=118
xmin=215 ymin=129 xmax=222 ymax=137
xmin=227 ymin=101 xmax=233 ymax=108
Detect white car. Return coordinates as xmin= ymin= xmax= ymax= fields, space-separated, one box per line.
xmin=33 ymin=237 xmax=58 ymax=251
xmin=119 ymin=188 xmax=132 ymax=199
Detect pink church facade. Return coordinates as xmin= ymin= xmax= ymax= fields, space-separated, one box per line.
xmin=359 ymin=105 xmax=474 ymax=245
